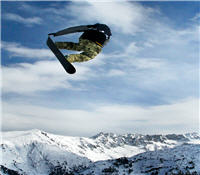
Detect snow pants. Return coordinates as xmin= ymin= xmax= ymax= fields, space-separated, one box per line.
xmin=55 ymin=38 xmax=102 ymax=63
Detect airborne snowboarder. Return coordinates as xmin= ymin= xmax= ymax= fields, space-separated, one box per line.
xmin=48 ymin=23 xmax=112 ymax=64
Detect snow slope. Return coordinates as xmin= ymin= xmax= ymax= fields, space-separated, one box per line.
xmin=80 ymin=144 xmax=200 ymax=175
xmin=0 ymin=129 xmax=199 ymax=175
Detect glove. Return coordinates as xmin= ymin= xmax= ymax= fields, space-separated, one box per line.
xmin=48 ymin=33 xmax=56 ymax=36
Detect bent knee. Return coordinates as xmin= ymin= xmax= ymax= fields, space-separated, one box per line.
xmin=82 ymin=51 xmax=98 ymax=59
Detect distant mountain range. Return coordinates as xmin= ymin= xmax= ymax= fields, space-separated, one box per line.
xmin=1 ymin=129 xmax=199 ymax=175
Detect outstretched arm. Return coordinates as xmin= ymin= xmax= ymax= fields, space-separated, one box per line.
xmin=49 ymin=25 xmax=95 ymax=37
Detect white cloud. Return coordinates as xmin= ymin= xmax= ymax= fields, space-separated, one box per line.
xmin=68 ymin=1 xmax=155 ymax=34
xmin=191 ymin=12 xmax=200 ymax=22
xmin=123 ymin=57 xmax=167 ymax=74
xmin=1 ymin=41 xmax=54 ymax=59
xmin=2 ymin=39 xmax=195 ymax=97
xmin=2 ymin=98 xmax=199 ymax=136
xmin=107 ymin=69 xmax=126 ymax=77
xmin=3 ymin=13 xmax=42 ymax=26
xmin=124 ymin=42 xmax=141 ymax=55
xmin=141 ymin=18 xmax=199 ymax=52
xmin=2 ymin=60 xmax=92 ymax=94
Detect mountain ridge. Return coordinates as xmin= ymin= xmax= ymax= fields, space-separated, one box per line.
xmin=1 ymin=129 xmax=199 ymax=175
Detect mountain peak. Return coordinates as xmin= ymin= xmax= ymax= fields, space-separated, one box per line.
xmin=91 ymin=132 xmax=118 ymax=139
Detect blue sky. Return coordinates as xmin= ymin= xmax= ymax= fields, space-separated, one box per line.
xmin=1 ymin=1 xmax=199 ymax=136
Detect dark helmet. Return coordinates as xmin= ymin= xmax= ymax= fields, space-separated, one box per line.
xmin=93 ymin=23 xmax=112 ymax=38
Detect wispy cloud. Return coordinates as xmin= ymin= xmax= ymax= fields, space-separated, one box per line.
xmin=3 ymin=13 xmax=43 ymax=26
xmin=191 ymin=12 xmax=200 ymax=22
xmin=1 ymin=41 xmax=53 ymax=59
xmin=2 ymin=60 xmax=93 ymax=94
xmin=2 ymin=98 xmax=199 ymax=136
xmin=2 ymin=37 xmax=198 ymax=102
xmin=68 ymin=1 xmax=157 ymax=35
xmin=107 ymin=69 xmax=126 ymax=77
xmin=18 ymin=2 xmax=157 ymax=34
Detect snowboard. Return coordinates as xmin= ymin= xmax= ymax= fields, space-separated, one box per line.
xmin=46 ymin=36 xmax=76 ymax=74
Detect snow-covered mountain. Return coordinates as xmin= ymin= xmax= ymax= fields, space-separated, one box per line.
xmin=0 ymin=129 xmax=199 ymax=175
xmin=80 ymin=144 xmax=200 ymax=175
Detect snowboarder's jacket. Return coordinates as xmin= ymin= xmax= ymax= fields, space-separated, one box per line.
xmin=50 ymin=23 xmax=112 ymax=47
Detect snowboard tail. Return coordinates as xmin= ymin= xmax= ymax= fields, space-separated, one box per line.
xmin=47 ymin=36 xmax=76 ymax=74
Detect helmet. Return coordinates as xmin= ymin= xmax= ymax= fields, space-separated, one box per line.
xmin=94 ymin=23 xmax=112 ymax=38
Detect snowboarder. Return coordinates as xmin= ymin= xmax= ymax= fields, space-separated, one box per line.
xmin=48 ymin=23 xmax=112 ymax=63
